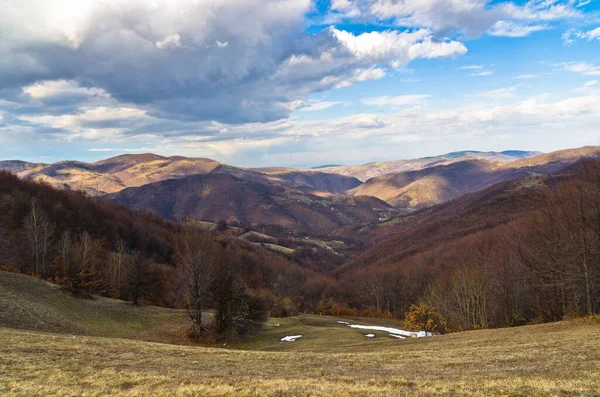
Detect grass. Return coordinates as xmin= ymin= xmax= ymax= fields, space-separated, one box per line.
xmin=0 ymin=271 xmax=189 ymax=345
xmin=1 ymin=271 xmax=600 ymax=396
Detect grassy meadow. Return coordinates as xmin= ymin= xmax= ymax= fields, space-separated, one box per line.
xmin=1 ymin=271 xmax=599 ymax=396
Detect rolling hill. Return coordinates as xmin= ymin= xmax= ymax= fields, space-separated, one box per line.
xmin=339 ymin=156 xmax=595 ymax=275
xmin=348 ymin=146 xmax=600 ymax=209
xmin=109 ymin=171 xmax=394 ymax=235
xmin=317 ymin=150 xmax=541 ymax=181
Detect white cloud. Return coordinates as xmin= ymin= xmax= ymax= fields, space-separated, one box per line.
xmin=554 ymin=62 xmax=600 ymax=76
xmin=155 ymin=34 xmax=182 ymax=50
xmin=23 ymin=80 xmax=108 ymax=99
xmin=563 ymin=26 xmax=600 ymax=45
xmin=470 ymin=71 xmax=493 ymax=76
xmin=471 ymin=84 xmax=525 ymax=99
xmin=488 ymin=21 xmax=549 ymax=37
xmin=460 ymin=65 xmax=484 ymax=70
xmin=338 ymin=0 xmax=583 ymax=38
xmin=361 ymin=95 xmax=430 ymax=106
xmin=298 ymin=101 xmax=343 ymax=112
xmin=512 ymin=74 xmax=539 ymax=79
xmin=0 ymin=1 xmax=470 ymax=124
xmin=584 ymin=80 xmax=598 ymax=87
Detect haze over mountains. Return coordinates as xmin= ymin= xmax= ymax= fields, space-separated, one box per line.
xmin=2 ymin=146 xmax=599 ymax=236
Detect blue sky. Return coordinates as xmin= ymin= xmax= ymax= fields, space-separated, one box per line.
xmin=0 ymin=0 xmax=599 ymax=167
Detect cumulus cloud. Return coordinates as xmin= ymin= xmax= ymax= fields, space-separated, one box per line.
xmin=563 ymin=26 xmax=600 ymax=45
xmin=23 ymin=80 xmax=108 ymax=99
xmin=0 ymin=0 xmax=469 ymax=126
xmin=327 ymin=0 xmax=583 ymax=38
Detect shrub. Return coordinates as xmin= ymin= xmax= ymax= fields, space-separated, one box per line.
xmin=404 ymin=304 xmax=446 ymax=335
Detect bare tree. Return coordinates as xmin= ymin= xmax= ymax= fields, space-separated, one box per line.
xmin=176 ymin=226 xmax=221 ymax=334
xmin=23 ymin=200 xmax=54 ymax=276
xmin=451 ymin=264 xmax=489 ymax=330
xmin=108 ymin=238 xmax=129 ymax=296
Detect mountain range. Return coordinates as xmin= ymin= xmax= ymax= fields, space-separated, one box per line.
xmin=2 ymin=146 xmax=599 ymax=237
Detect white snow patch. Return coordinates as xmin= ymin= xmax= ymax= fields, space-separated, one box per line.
xmin=344 ymin=324 xmax=432 ymax=338
xmin=281 ymin=335 xmax=302 ymax=342
xmin=389 ymin=334 xmax=405 ymax=339
xmin=365 ymin=333 xmax=375 ymax=338
xmin=337 ymin=321 xmax=350 ymax=325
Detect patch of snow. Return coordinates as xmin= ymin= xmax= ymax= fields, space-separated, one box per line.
xmin=389 ymin=334 xmax=405 ymax=339
xmin=337 ymin=321 xmax=350 ymax=325
xmin=365 ymin=333 xmax=375 ymax=338
xmin=281 ymin=335 xmax=302 ymax=342
xmin=343 ymin=324 xmax=431 ymax=338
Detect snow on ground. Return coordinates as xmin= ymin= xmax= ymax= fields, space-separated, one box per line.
xmin=343 ymin=324 xmax=431 ymax=338
xmin=281 ymin=335 xmax=302 ymax=342
xmin=365 ymin=334 xmax=375 ymax=338
xmin=337 ymin=321 xmax=350 ymax=325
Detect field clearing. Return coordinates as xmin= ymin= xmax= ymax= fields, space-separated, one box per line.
xmin=1 ymin=271 xmax=600 ymax=396
xmin=0 ymin=271 xmax=190 ymax=345
xmin=2 ymin=317 xmax=600 ymax=396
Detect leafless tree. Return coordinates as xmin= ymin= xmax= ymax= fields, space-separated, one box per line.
xmin=23 ymin=200 xmax=54 ymax=276
xmin=176 ymin=226 xmax=221 ymax=334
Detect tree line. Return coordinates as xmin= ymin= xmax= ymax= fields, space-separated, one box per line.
xmin=339 ymin=160 xmax=600 ymax=330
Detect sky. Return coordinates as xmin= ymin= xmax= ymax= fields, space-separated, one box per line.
xmin=1 ymin=0 xmax=599 ymax=167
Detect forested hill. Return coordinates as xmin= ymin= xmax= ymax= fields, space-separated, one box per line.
xmin=0 ymin=171 xmax=334 ymax=310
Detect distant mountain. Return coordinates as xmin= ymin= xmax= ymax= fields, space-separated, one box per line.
xmin=3 ymin=147 xmax=599 ymax=234
xmin=348 ymin=146 xmax=600 ymax=209
xmin=0 ymin=160 xmax=46 ymax=173
xmin=264 ymin=171 xmax=362 ymax=196
xmin=0 ymin=154 xmax=222 ymax=195
xmin=317 ymin=150 xmax=542 ymax=181
xmin=0 ymin=154 xmax=362 ymax=199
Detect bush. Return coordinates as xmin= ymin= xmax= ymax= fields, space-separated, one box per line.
xmin=270 ymin=297 xmax=298 ymax=318
xmin=404 ymin=304 xmax=446 ymax=335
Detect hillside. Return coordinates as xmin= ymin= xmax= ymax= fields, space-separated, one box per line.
xmin=0 ymin=171 xmax=338 ymax=312
xmin=0 ymin=271 xmax=189 ymax=344
xmin=1 ymin=271 xmax=599 ymax=396
xmin=0 ymin=154 xmax=363 ymax=199
xmin=1 ymin=154 xmax=224 ymax=195
xmin=317 ymin=150 xmax=540 ymax=181
xmin=109 ymin=171 xmax=393 ymax=235
xmin=348 ymin=146 xmax=600 ymax=208
xmin=342 ymin=174 xmax=551 ymax=272
xmin=2 ymin=313 xmax=599 ymax=396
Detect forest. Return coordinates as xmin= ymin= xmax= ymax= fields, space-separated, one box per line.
xmin=1 ymin=159 xmax=599 ymax=337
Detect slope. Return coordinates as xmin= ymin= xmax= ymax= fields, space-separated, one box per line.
xmin=0 ymin=271 xmax=189 ymax=344
xmin=2 ymin=315 xmax=599 ymax=396
xmin=349 ymin=146 xmax=600 ymax=208
xmin=109 ymin=171 xmax=394 ymax=235
xmin=318 ymin=150 xmax=540 ymax=181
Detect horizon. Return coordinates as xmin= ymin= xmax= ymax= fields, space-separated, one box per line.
xmin=0 ymin=147 xmax=552 ymax=169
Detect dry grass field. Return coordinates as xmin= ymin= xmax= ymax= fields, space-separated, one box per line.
xmin=1 ymin=271 xmax=599 ymax=396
